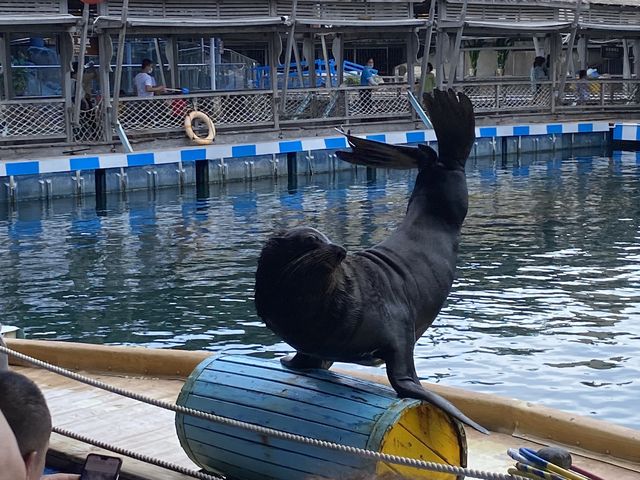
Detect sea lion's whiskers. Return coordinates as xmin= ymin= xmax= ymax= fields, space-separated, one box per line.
xmin=282 ymin=248 xmax=338 ymax=278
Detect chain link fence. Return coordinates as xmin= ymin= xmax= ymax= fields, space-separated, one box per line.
xmin=461 ymin=81 xmax=552 ymax=113
xmin=118 ymin=91 xmax=274 ymax=134
xmin=0 ymin=99 xmax=66 ymax=141
xmin=73 ymin=99 xmax=105 ymax=144
xmin=558 ymin=79 xmax=640 ymax=110
xmin=1 ymin=79 xmax=640 ymax=146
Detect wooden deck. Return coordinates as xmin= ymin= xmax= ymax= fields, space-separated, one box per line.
xmin=14 ymin=365 xmax=640 ymax=480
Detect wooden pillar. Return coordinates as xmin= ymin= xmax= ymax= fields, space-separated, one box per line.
xmin=407 ymin=32 xmax=417 ymax=87
xmin=634 ymin=40 xmax=640 ymax=79
xmin=269 ymin=32 xmax=281 ymax=128
xmin=73 ymin=2 xmax=90 ymax=126
xmin=0 ymin=34 xmax=11 ymax=100
xmin=332 ymin=34 xmax=343 ymax=87
xmin=166 ymin=36 xmax=178 ymax=89
xmin=418 ymin=0 xmax=436 ymax=98
xmin=61 ymin=32 xmax=74 ymax=142
xmin=577 ymin=35 xmax=588 ymax=70
xmin=98 ymin=33 xmax=113 ymax=142
xmin=280 ymin=0 xmax=298 ymax=113
xmin=447 ymin=0 xmax=468 ymax=89
xmin=111 ymin=0 xmax=129 ymax=126
xmin=557 ymin=0 xmax=583 ymax=102
xmin=435 ymin=31 xmax=447 ymax=89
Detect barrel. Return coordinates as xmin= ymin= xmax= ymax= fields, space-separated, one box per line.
xmin=175 ymin=355 xmax=467 ymax=480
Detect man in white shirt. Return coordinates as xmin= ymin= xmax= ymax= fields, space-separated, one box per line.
xmin=134 ymin=59 xmax=166 ymax=97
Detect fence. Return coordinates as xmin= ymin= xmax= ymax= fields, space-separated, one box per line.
xmin=1 ymin=78 xmax=639 ymax=146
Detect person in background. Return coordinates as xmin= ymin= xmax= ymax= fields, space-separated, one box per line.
xmin=134 ymin=59 xmax=166 ymax=97
xmin=422 ymin=62 xmax=436 ymax=107
xmin=530 ymin=56 xmax=548 ymax=103
xmin=0 ymin=336 xmax=79 ymax=480
xmin=359 ymin=58 xmax=377 ymax=112
xmin=576 ymin=69 xmax=590 ymax=105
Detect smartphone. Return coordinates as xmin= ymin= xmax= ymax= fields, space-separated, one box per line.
xmin=80 ymin=453 xmax=123 ymax=480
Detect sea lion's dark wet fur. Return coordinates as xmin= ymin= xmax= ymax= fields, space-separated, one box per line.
xmin=255 ymin=89 xmax=487 ymax=434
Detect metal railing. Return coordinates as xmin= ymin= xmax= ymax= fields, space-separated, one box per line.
xmin=1 ymin=78 xmax=639 ymax=146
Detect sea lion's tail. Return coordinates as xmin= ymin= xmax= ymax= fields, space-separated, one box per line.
xmin=335 ymin=88 xmax=475 ymax=171
xmin=335 ymin=134 xmax=434 ymax=170
xmin=424 ymin=88 xmax=475 ymax=170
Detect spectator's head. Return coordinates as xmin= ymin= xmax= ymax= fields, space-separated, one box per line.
xmin=534 ymin=56 xmax=546 ymax=68
xmin=427 ymin=62 xmax=433 ymax=73
xmin=0 ymin=371 xmax=52 ymax=480
xmin=141 ymin=58 xmax=154 ymax=73
xmin=366 ymin=58 xmax=374 ymax=68
xmin=578 ymin=69 xmax=587 ymax=79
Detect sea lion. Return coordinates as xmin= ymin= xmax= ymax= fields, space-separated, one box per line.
xmin=254 ymin=89 xmax=487 ymax=434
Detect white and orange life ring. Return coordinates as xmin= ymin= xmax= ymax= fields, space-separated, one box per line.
xmin=184 ymin=111 xmax=216 ymax=145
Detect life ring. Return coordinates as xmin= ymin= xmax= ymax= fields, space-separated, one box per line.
xmin=184 ymin=111 xmax=215 ymax=145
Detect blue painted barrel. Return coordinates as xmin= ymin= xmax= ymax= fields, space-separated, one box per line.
xmin=175 ymin=355 xmax=467 ymax=480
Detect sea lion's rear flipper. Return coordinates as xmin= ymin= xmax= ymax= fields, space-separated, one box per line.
xmin=385 ymin=351 xmax=489 ymax=434
xmin=423 ymin=89 xmax=475 ymax=170
xmin=281 ymin=352 xmax=333 ymax=371
xmin=336 ymin=134 xmax=437 ymax=170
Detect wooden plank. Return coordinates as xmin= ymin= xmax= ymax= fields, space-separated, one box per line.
xmin=13 ymin=366 xmax=198 ymax=480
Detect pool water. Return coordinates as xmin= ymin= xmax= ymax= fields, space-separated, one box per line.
xmin=1 ymin=148 xmax=639 ymax=430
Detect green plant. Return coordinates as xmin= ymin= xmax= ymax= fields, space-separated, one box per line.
xmin=11 ymin=52 xmax=29 ymax=96
xmin=495 ymin=38 xmax=514 ymax=71
xmin=467 ymin=40 xmax=484 ymax=75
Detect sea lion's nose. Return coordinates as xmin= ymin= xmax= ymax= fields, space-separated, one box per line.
xmin=330 ymin=244 xmax=347 ymax=260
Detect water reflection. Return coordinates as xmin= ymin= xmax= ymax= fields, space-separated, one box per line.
xmin=0 ymin=150 xmax=639 ymax=429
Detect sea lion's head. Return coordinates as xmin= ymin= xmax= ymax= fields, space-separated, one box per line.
xmin=255 ymin=227 xmax=347 ymax=316
xmin=258 ymin=227 xmax=346 ymax=278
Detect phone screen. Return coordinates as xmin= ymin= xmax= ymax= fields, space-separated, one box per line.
xmin=80 ymin=454 xmax=122 ymax=480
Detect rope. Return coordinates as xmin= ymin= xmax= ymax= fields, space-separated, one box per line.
xmin=51 ymin=426 xmax=223 ymax=480
xmin=1 ymin=345 xmax=528 ymax=480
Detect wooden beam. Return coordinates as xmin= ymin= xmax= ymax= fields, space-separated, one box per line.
xmin=418 ymin=0 xmax=436 ymax=98
xmin=447 ymin=0 xmax=468 ymax=89
xmin=557 ymin=0 xmax=583 ymax=103
xmin=279 ymin=0 xmax=298 ymax=114
xmin=111 ymin=0 xmax=129 ymax=126
xmin=73 ymin=2 xmax=90 ymax=126
xmin=320 ymin=33 xmax=332 ymax=90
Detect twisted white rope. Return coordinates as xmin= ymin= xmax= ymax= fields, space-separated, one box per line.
xmin=1 ymin=345 xmax=528 ymax=480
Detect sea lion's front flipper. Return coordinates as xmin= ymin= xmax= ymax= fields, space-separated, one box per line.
xmin=281 ymin=352 xmax=333 ymax=371
xmin=385 ymin=351 xmax=489 ymax=434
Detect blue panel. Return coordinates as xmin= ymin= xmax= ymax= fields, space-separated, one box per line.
xmin=279 ymin=140 xmax=303 ymax=153
xmin=70 ymin=157 xmax=100 ymax=171
xmin=232 ymin=145 xmax=257 ymax=157
xmin=636 ymin=126 xmax=640 ymax=141
xmin=613 ymin=124 xmax=623 ymax=140
xmin=5 ymin=161 xmax=39 ymax=176
xmin=181 ymin=149 xmax=207 ymax=162
xmin=324 ymin=137 xmax=347 ymax=149
xmin=406 ymin=131 xmax=425 ymax=143
xmin=479 ymin=127 xmax=497 ymax=138
xmin=578 ymin=123 xmax=593 ymax=133
xmin=127 ymin=153 xmax=155 ymax=167
xmin=546 ymin=124 xmax=563 ymax=134
xmin=366 ymin=134 xmax=386 ymax=142
xmin=513 ymin=126 xmax=530 ymax=136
